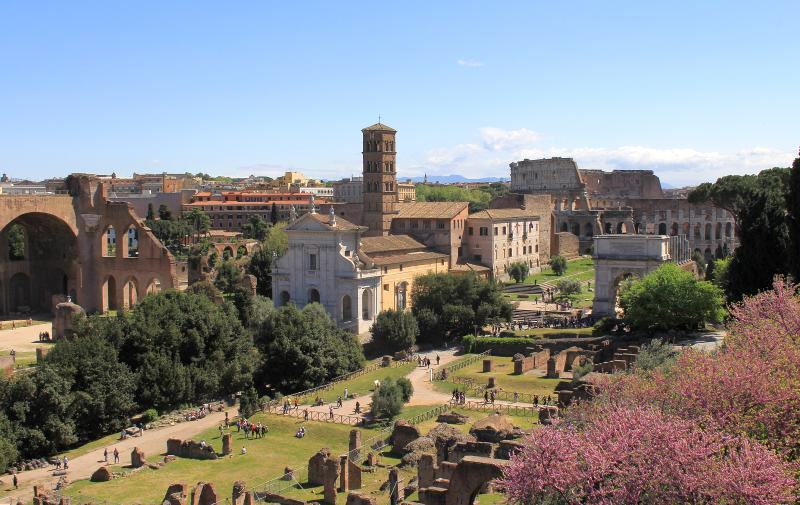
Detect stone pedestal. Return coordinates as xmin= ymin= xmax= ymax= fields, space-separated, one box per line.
xmin=487 ymin=377 xmax=496 ymax=388
xmin=221 ymin=433 xmax=232 ymax=456
xmin=418 ymin=454 xmax=436 ymax=489
xmin=546 ymin=357 xmax=559 ymax=379
xmin=482 ymin=359 xmax=492 ymax=372
xmin=339 ymin=455 xmax=349 ymax=492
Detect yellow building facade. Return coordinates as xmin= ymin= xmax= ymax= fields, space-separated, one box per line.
xmin=360 ymin=235 xmax=449 ymax=313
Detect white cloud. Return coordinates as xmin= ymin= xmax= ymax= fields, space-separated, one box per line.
xmin=457 ymin=59 xmax=484 ymax=67
xmin=479 ymin=127 xmax=540 ymax=151
xmin=407 ymin=127 xmax=795 ymax=186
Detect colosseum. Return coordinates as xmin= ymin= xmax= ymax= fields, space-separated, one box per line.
xmin=509 ymin=157 xmax=736 ymax=261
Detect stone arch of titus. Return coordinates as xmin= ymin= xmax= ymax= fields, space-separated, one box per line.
xmin=592 ymin=234 xmax=690 ymax=317
xmin=0 ymin=174 xmax=178 ymax=315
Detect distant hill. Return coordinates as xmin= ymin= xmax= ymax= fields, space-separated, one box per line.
xmin=398 ymin=174 xmax=508 ymax=184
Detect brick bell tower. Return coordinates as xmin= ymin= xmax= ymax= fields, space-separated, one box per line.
xmin=362 ymin=121 xmax=398 ymax=236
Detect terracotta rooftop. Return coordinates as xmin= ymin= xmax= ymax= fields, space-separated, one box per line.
xmin=360 ymin=235 xmax=427 ymax=255
xmin=362 ymin=122 xmax=396 ymax=132
xmin=468 ymin=208 xmax=542 ymax=220
xmin=306 ymin=212 xmax=363 ymax=231
xmin=395 ymin=201 xmax=469 ymax=219
xmin=365 ymin=250 xmax=448 ymax=266
xmin=449 ymin=262 xmax=491 ymax=273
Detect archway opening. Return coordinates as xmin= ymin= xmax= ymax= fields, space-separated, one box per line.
xmin=126 ymin=227 xmax=139 ymax=257
xmin=280 ymin=290 xmax=290 ymax=307
xmin=361 ymin=289 xmax=372 ymax=321
xmin=146 ymin=278 xmax=162 ymax=295
xmin=658 ymin=223 xmax=667 ymax=235
xmin=123 ymin=278 xmax=139 ymax=309
xmin=103 ymin=275 xmax=118 ymax=312
xmin=237 ymin=245 xmax=247 ymax=259
xmin=308 ymin=288 xmax=320 ymax=304
xmin=1 ymin=212 xmax=78 ymax=315
xmin=223 ymin=246 xmax=234 ymax=261
xmin=103 ymin=226 xmax=117 ymax=257
xmin=341 ymin=295 xmax=352 ymax=321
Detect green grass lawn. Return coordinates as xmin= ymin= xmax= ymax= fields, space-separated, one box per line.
xmin=434 ymin=356 xmax=560 ymax=399
xmin=525 ymin=257 xmax=595 ymax=285
xmin=64 ymin=413 xmax=371 ymax=504
xmin=295 ymin=362 xmax=416 ymax=405
xmin=513 ymin=327 xmax=593 ymax=338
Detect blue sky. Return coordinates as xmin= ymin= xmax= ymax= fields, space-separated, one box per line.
xmin=0 ymin=1 xmax=797 ymax=186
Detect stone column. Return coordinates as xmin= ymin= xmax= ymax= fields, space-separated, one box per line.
xmin=339 ymin=455 xmax=349 ymax=492
xmin=349 ymin=429 xmax=361 ymax=461
xmin=324 ymin=458 xmax=340 ymax=505
xmin=546 ymin=357 xmax=559 ymax=379
xmin=221 ymin=433 xmax=232 ymax=456
xmin=418 ymin=454 xmax=436 ymax=489
xmin=482 ymin=359 xmax=492 ymax=372
xmin=388 ymin=468 xmax=402 ymax=505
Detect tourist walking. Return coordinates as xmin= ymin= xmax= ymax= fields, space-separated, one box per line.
xmin=104 ymin=448 xmax=108 ymax=463
xmin=113 ymin=447 xmax=120 ymax=464
xmin=13 ymin=473 xmax=18 ymax=489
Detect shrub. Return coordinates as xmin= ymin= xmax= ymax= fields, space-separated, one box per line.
xmin=572 ymin=361 xmax=594 ymax=383
xmin=632 ymin=339 xmax=677 ymax=373
xmin=507 ymin=262 xmax=530 ymax=283
xmin=0 ymin=437 xmax=19 ymax=474
xmin=556 ymin=279 xmax=581 ymax=297
xmin=238 ymin=386 xmax=261 ymax=418
xmin=371 ymin=310 xmax=419 ymax=352
xmin=142 ymin=408 xmax=159 ymax=424
xmin=619 ymin=263 xmax=725 ymax=331
xmin=549 ymin=255 xmax=567 ymax=276
xmin=371 ymin=378 xmax=405 ymax=419
xmin=397 ymin=378 xmax=413 ymax=402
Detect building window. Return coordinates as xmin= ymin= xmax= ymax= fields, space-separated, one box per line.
xmin=474 ymin=254 xmax=482 ymax=262
xmin=502 ymin=226 xmax=507 ymax=235
xmin=342 ymin=295 xmax=352 ymax=321
xmin=468 ymin=227 xmax=474 ymax=236
xmin=399 ymin=264 xmax=404 ymax=271
xmin=494 ymin=227 xmax=498 ymax=236
xmin=479 ymin=227 xmax=488 ymax=236
xmin=508 ymin=248 xmax=512 ymax=257
xmin=309 ymin=253 xmax=317 ymax=270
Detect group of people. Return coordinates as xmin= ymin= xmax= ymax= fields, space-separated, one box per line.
xmin=282 ymin=398 xmax=300 ymax=414
xmin=451 ymin=389 xmax=467 ymax=404
xmin=236 ymin=418 xmax=268 ymax=439
xmin=417 ymin=354 xmax=440 ymax=368
xmin=295 ymin=426 xmax=306 ymax=438
xmin=38 ymin=330 xmax=51 ymax=341
xmin=533 ymin=394 xmax=553 ymax=406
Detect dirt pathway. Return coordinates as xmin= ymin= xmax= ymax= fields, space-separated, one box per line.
xmin=0 ymin=321 xmax=53 ymax=353
xmin=3 ymin=407 xmax=234 ymax=503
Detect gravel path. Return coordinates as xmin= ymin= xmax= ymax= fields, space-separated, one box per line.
xmin=3 ymin=407 xmax=233 ymax=503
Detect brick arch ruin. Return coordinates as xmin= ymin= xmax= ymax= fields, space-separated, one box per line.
xmin=0 ymin=174 xmax=177 ymax=315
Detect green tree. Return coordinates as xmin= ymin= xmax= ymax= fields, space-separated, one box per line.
xmin=0 ymin=436 xmax=18 ymax=473
xmin=691 ymin=250 xmax=707 ymax=276
xmin=370 ymin=310 xmax=419 ymax=352
xmin=184 ymin=208 xmax=211 ymax=242
xmin=242 ymin=215 xmax=270 ymax=241
xmin=238 ymin=386 xmax=261 ymax=418
xmin=370 ymin=378 xmax=405 ymax=419
xmin=415 ymin=184 xmax=493 ymax=213
xmin=788 ymin=150 xmax=800 ymax=280
xmin=507 ymin=262 xmax=530 ymax=283
xmin=158 ymin=204 xmax=172 ymax=221
xmin=619 ymin=263 xmax=725 ymax=331
xmin=549 ymin=255 xmax=567 ymax=276
xmin=710 ymin=257 xmax=731 ymax=293
xmin=7 ymin=224 xmax=25 ymax=260
xmin=270 ymin=202 xmax=279 ymax=225
xmin=247 ymin=223 xmax=288 ymax=298
xmin=215 ymin=260 xmax=243 ymax=293
xmin=43 ymin=336 xmax=136 ymax=442
xmin=556 ymin=279 xmax=581 ymax=298
xmin=253 ymin=304 xmax=364 ymax=393
xmin=146 ymin=203 xmax=155 ymax=220
xmin=688 ymin=168 xmax=791 ymax=300
xmin=411 ymin=273 xmax=512 ymax=343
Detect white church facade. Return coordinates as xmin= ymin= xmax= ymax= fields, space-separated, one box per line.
xmin=271 ymin=208 xmax=382 ymax=334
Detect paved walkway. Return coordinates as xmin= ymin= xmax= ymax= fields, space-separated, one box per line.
xmin=3 ymin=406 xmax=233 ymax=503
